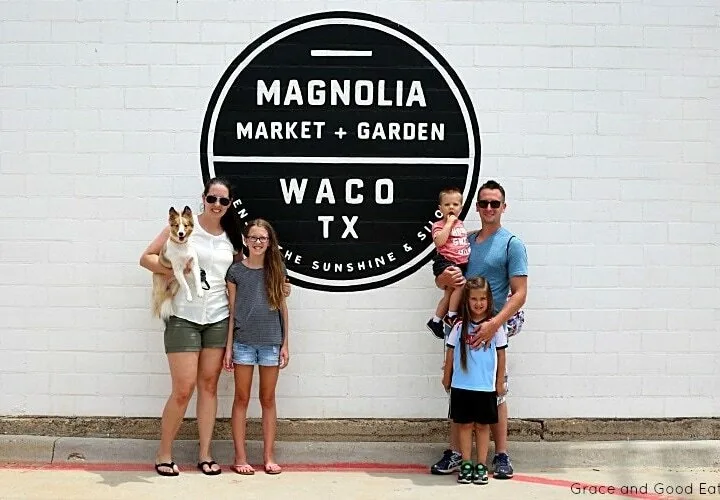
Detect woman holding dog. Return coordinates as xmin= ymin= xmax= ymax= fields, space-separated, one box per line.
xmin=140 ymin=177 xmax=242 ymax=476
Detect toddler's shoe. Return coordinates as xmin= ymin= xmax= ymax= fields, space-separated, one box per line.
xmin=457 ymin=461 xmax=474 ymax=484
xmin=425 ymin=319 xmax=445 ymax=340
xmin=473 ymin=463 xmax=488 ymax=485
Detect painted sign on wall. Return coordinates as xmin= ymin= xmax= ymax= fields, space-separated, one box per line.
xmin=201 ymin=11 xmax=480 ymax=292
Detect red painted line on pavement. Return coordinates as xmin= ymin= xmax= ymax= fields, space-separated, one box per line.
xmin=0 ymin=462 xmax=681 ymax=499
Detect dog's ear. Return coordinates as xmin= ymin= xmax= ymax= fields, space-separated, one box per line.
xmin=182 ymin=206 xmax=192 ymax=216
xmin=168 ymin=207 xmax=179 ymax=217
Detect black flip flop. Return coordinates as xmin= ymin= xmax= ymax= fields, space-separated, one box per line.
xmin=154 ymin=461 xmax=179 ymax=477
xmin=197 ymin=460 xmax=222 ymax=476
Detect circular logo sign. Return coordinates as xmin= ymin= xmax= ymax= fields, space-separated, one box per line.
xmin=201 ymin=11 xmax=480 ymax=292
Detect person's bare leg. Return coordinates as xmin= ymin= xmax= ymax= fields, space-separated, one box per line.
xmin=457 ymin=423 xmax=473 ymax=461
xmin=491 ymin=402 xmax=508 ymax=454
xmin=450 ymin=421 xmax=460 ymax=451
xmin=258 ymin=365 xmax=281 ymax=471
xmin=231 ymin=365 xmax=254 ymax=470
xmin=447 ymin=286 xmax=463 ymax=316
xmin=475 ymin=424 xmax=490 ymax=466
xmin=196 ymin=347 xmax=224 ymax=473
xmin=156 ymin=352 xmax=199 ymax=474
xmin=435 ymin=288 xmax=452 ymax=318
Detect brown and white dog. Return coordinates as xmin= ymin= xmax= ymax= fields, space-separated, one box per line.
xmin=151 ymin=206 xmax=203 ymax=319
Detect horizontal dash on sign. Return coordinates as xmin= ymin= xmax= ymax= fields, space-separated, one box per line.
xmin=212 ymin=156 xmax=471 ymax=165
xmin=310 ymin=49 xmax=373 ymax=57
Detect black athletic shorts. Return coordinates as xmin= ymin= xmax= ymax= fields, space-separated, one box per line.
xmin=449 ymin=387 xmax=498 ymax=425
xmin=432 ymin=255 xmax=468 ymax=277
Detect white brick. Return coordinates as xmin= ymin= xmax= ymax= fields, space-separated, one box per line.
xmin=523 ymin=90 xmax=575 ymax=112
xmin=474 ymin=46 xmax=523 ymax=67
xmin=548 ymin=68 xmax=597 ymax=90
xmin=126 ymin=44 xmax=176 ymax=65
xmin=100 ymin=66 xmax=150 ymax=87
xmin=571 ymin=267 xmax=619 ymax=288
xmin=427 ymin=1 xmax=474 ymax=22
xmin=1 ymin=1 xmax=29 ymax=20
xmin=474 ymin=3 xmax=524 ymax=23
xmin=570 ymin=354 xmax=618 ymax=375
xmin=75 ymin=131 xmax=124 ymax=153
xmin=100 ymin=21 xmax=152 ymax=43
xmin=177 ymin=45 xmax=228 ymax=65
xmin=150 ymin=22 xmax=201 ymax=43
xmin=618 ymin=353 xmax=667 ymax=375
xmin=667 ymin=6 xmax=717 ymax=26
xmin=76 ymin=88 xmax=125 ymax=109
xmin=668 ymin=222 xmax=716 ymax=243
xmin=178 ymin=1 xmax=235 ymax=21
xmin=25 ymin=44 xmax=76 ymax=66
xmin=523 ymin=134 xmax=572 ymax=156
xmin=621 ymin=5 xmax=670 ymax=25
xmin=572 ymin=4 xmax=621 ymax=25
xmin=667 ymin=355 xmax=716 ymax=375
xmin=1 ymin=21 xmax=52 ymax=42
xmin=643 ymin=376 xmax=690 ymax=396
xmin=524 ymin=3 xmax=572 ymax=24
xmin=299 ymin=375 xmax=347 ymax=397
xmin=200 ymin=22 xmax=254 ymax=44
xmin=128 ymin=1 xmax=177 ymax=21
xmin=51 ymin=22 xmax=103 ymax=43
xmin=547 ymin=24 xmax=595 ymax=46
xmin=593 ymin=376 xmax=643 ymax=397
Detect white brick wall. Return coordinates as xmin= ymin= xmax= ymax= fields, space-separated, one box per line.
xmin=1 ymin=0 xmax=718 ymax=420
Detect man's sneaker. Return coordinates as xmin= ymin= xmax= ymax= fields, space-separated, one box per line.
xmin=473 ymin=463 xmax=489 ymax=485
xmin=492 ymin=452 xmax=514 ymax=479
xmin=430 ymin=449 xmax=462 ymax=475
xmin=456 ymin=461 xmax=474 ymax=484
xmin=426 ymin=319 xmax=445 ymax=340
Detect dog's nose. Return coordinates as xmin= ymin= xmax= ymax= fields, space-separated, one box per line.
xmin=178 ymin=232 xmax=185 ymax=238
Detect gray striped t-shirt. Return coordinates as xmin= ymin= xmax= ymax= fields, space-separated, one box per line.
xmin=225 ymin=262 xmax=283 ymax=346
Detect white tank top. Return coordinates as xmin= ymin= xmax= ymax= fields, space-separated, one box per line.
xmin=172 ymin=214 xmax=235 ymax=325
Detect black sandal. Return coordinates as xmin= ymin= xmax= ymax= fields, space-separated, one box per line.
xmin=197 ymin=460 xmax=222 ymax=476
xmin=154 ymin=461 xmax=179 ymax=476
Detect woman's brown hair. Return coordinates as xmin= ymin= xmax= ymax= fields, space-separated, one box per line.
xmin=458 ymin=277 xmax=495 ymax=372
xmin=243 ymin=219 xmax=285 ymax=310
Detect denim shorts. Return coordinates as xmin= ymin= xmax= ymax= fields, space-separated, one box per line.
xmin=232 ymin=343 xmax=281 ymax=366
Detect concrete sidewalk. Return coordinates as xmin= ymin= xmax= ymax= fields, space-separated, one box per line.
xmin=2 ymin=435 xmax=719 ymax=470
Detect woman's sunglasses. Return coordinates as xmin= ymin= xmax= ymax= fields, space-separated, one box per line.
xmin=477 ymin=200 xmax=502 ymax=209
xmin=206 ymin=195 xmax=231 ymax=206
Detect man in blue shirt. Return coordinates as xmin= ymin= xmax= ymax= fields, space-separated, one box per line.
xmin=430 ymin=180 xmax=528 ymax=480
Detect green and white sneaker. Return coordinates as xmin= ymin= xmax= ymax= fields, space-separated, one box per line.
xmin=457 ymin=461 xmax=473 ymax=484
xmin=473 ymin=463 xmax=489 ymax=485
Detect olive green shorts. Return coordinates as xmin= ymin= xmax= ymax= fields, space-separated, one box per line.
xmin=163 ymin=316 xmax=229 ymax=353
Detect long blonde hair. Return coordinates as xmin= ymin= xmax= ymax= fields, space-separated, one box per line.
xmin=243 ymin=219 xmax=285 ymax=310
xmin=458 ymin=277 xmax=495 ymax=372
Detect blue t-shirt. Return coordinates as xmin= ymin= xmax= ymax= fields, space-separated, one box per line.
xmin=447 ymin=321 xmax=508 ymax=392
xmin=465 ymin=227 xmax=528 ymax=313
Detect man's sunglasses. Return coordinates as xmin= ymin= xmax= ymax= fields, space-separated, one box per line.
xmin=206 ymin=195 xmax=231 ymax=206
xmin=477 ymin=200 xmax=502 ymax=209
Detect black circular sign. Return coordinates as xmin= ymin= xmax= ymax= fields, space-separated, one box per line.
xmin=201 ymin=11 xmax=480 ymax=292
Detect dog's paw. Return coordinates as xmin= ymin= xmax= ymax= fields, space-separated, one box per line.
xmin=196 ymin=289 xmax=204 ymax=298
xmin=185 ymin=293 xmax=193 ymax=302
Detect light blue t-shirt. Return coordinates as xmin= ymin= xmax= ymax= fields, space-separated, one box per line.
xmin=465 ymin=227 xmax=528 ymax=314
xmin=447 ymin=321 xmax=508 ymax=392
